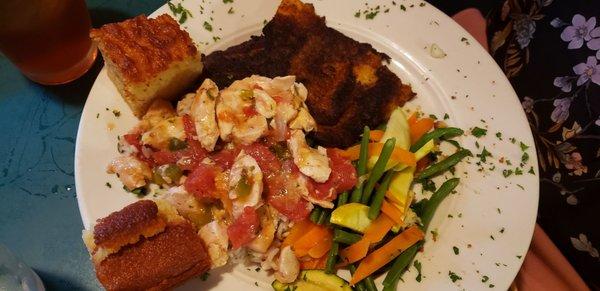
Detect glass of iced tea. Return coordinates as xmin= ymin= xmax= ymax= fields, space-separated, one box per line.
xmin=0 ymin=0 xmax=97 ymax=85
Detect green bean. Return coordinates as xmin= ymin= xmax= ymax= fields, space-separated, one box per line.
xmin=309 ymin=207 xmax=322 ymax=223
xmin=337 ymin=191 xmax=349 ymax=207
xmin=351 ymin=126 xmax=371 ymax=203
xmin=361 ymin=138 xmax=396 ymax=204
xmin=420 ymin=178 xmax=459 ymax=229
xmin=333 ymin=229 xmax=362 ymax=245
xmin=416 ymin=149 xmax=471 ymax=181
xmin=381 ymin=242 xmax=422 ymax=291
xmin=382 ymin=178 xmax=460 ymax=289
xmin=363 ymin=275 xmax=378 ymax=291
xmin=325 ymin=242 xmax=339 ymax=274
xmin=368 ymin=170 xmax=395 ymax=219
xmin=317 ymin=210 xmax=330 ymax=225
xmin=348 ymin=264 xmax=367 ymax=291
xmin=410 ymin=127 xmax=464 ymax=152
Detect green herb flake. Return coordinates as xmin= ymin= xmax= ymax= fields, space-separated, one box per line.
xmin=431 ymin=229 xmax=439 ymax=241
xmin=477 ymin=147 xmax=492 ymax=163
xmin=495 ymin=132 xmax=502 ymax=140
xmin=528 ymin=167 xmax=535 ymax=174
xmin=490 ymin=235 xmax=495 ymax=240
xmin=500 ymin=227 xmax=505 ymax=233
xmin=471 ymin=127 xmax=487 ymax=137
xmin=203 ymin=21 xmax=213 ymax=31
xmin=419 ymin=2 xmax=426 ymax=7
xmin=354 ymin=11 xmax=361 ymax=17
xmin=497 ymin=208 xmax=501 ymax=214
xmin=453 ymin=246 xmax=460 ymax=255
xmin=400 ymin=4 xmax=406 ymax=11
xmin=414 ymin=260 xmax=423 ymax=282
xmin=519 ymin=142 xmax=529 ymax=151
xmin=228 ymin=7 xmax=234 ymax=14
xmin=112 ymin=110 xmax=121 ymax=117
xmin=212 ymin=36 xmax=221 ymax=42
xmin=475 ymin=141 xmax=480 ymax=148
xmin=449 ymin=271 xmax=462 ymax=283
xmin=443 ymin=113 xmax=450 ymax=120
xmin=502 ymin=169 xmax=513 ymax=178
xmin=514 ymin=167 xmax=523 ymax=175
xmin=105 ymin=182 xmax=112 ymax=188
xmin=521 ymin=152 xmax=529 ymax=163
xmin=509 ymin=137 xmax=516 ymax=144
xmin=365 ymin=11 xmax=379 ymax=19
xmin=482 ymin=275 xmax=489 ymax=282
xmin=223 ymin=0 xmax=233 ymax=3
xmin=489 ymin=284 xmax=495 ymax=288
xmin=516 ymin=255 xmax=522 ymax=259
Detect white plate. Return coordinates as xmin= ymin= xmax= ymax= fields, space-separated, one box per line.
xmin=75 ymin=1 xmax=539 ymax=290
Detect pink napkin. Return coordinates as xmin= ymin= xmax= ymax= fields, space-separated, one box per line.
xmin=451 ymin=9 xmax=590 ymax=291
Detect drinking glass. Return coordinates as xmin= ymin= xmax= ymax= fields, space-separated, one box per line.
xmin=0 ymin=244 xmax=45 ymax=291
xmin=0 ymin=0 xmax=97 ymax=85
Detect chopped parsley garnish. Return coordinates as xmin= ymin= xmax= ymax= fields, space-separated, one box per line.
xmin=449 ymin=271 xmax=462 ymax=282
xmin=213 ymin=36 xmax=221 ymax=42
xmin=519 ymin=141 xmax=529 ymax=151
xmin=444 ymin=113 xmax=450 ymax=120
xmin=490 ymin=235 xmax=495 ymax=240
xmin=200 ymin=272 xmax=210 ymax=281
xmin=354 ymin=11 xmax=361 ymax=17
xmin=495 ymin=132 xmax=502 ymax=140
xmin=514 ymin=167 xmax=523 ymax=175
xmin=105 ymin=182 xmax=112 ymax=188
xmin=400 ymin=4 xmax=406 ymax=11
xmin=521 ymin=152 xmax=529 ymax=163
xmin=482 ymin=275 xmax=489 ymax=282
xmin=500 ymin=227 xmax=505 ymax=233
xmin=203 ymin=21 xmax=213 ymax=31
xmin=502 ymin=169 xmax=513 ymax=177
xmin=509 ymin=137 xmax=516 ymax=144
xmin=461 ymin=37 xmax=470 ymax=45
xmin=431 ymin=229 xmax=439 ymax=241
xmin=112 ymin=110 xmax=121 ymax=117
xmin=476 ymin=147 xmax=492 ymax=163
xmin=453 ymin=246 xmax=460 ymax=255
xmin=167 ymin=2 xmax=193 ymax=24
xmin=419 ymin=2 xmax=426 ymax=7
xmin=223 ymin=0 xmax=233 ymax=3
xmin=414 ymin=260 xmax=423 ymax=282
xmin=517 ymin=255 xmax=522 ymax=259
xmin=489 ymin=284 xmax=495 ymax=288
xmin=471 ymin=127 xmax=487 ymax=137
xmin=228 ymin=7 xmax=234 ymax=14
xmin=365 ymin=11 xmax=379 ymax=19
xmin=497 ymin=208 xmax=501 ymax=214
xmin=528 ymin=166 xmax=535 ymax=174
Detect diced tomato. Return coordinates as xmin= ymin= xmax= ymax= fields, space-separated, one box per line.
xmin=307 ymin=149 xmax=357 ymax=201
xmin=211 ymin=146 xmax=241 ymax=170
xmin=242 ymin=143 xmax=281 ymax=176
xmin=243 ymin=105 xmax=258 ymax=117
xmin=227 ymin=206 xmax=260 ymax=249
xmin=265 ymin=160 xmax=311 ymax=221
xmin=184 ymin=163 xmax=220 ymax=200
xmin=182 ymin=114 xmax=196 ymax=140
xmin=152 ymin=139 xmax=208 ymax=171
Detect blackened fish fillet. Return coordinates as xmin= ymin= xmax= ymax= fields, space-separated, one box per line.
xmin=202 ymin=0 xmax=415 ymax=147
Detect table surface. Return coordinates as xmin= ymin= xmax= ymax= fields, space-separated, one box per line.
xmin=0 ymin=1 xmax=164 ymax=290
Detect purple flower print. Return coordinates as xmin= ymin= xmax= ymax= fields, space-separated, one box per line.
xmin=551 ymin=98 xmax=571 ymax=123
xmin=522 ymin=96 xmax=534 ymax=113
xmin=514 ymin=15 xmax=536 ymax=49
xmin=573 ymin=56 xmax=600 ymax=86
xmin=587 ymin=27 xmax=600 ymax=59
xmin=553 ymin=76 xmax=573 ymax=92
xmin=561 ymin=15 xmax=596 ymax=49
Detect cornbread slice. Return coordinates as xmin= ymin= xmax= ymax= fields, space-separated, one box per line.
xmin=90 ymin=14 xmax=202 ymax=118
xmin=83 ymin=200 xmax=210 ymax=291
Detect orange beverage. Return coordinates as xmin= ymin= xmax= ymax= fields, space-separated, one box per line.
xmin=0 ymin=0 xmax=97 ymax=85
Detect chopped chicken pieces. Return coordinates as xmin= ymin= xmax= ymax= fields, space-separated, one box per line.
xmin=228 ymin=151 xmax=263 ymax=218
xmin=198 ymin=221 xmax=229 ymax=268
xmin=190 ymin=79 xmax=220 ymax=151
xmin=107 ymin=155 xmax=152 ymax=190
xmin=288 ymin=130 xmax=331 ymax=183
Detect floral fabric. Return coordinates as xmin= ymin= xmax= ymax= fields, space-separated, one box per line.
xmin=486 ymin=0 xmax=600 ymax=288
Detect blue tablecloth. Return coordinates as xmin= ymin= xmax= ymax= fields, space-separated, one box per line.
xmin=0 ymin=1 xmax=164 ymax=289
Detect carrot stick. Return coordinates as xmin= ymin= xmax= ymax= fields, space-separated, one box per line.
xmin=369 ymin=130 xmax=385 ymax=142
xmin=410 ymin=118 xmax=434 ymax=144
xmin=350 ymin=226 xmax=424 ymax=285
xmin=341 ymin=143 xmax=416 ymax=167
xmin=307 ymin=230 xmax=333 ymax=258
xmin=407 ymin=112 xmax=417 ymax=126
xmin=381 ymin=200 xmax=404 ymax=225
xmin=283 ymin=219 xmax=313 ymax=247
xmin=294 ymin=224 xmax=330 ymax=257
xmin=339 ymin=214 xmax=395 ymax=265
xmin=300 ymin=256 xmax=327 ymax=269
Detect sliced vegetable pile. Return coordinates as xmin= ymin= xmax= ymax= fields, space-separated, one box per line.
xmin=273 ymin=108 xmax=469 ymax=291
